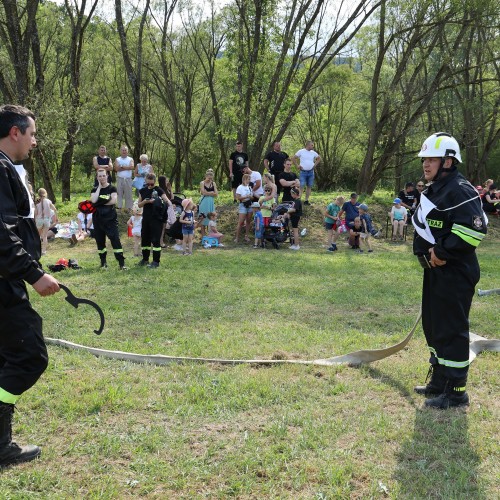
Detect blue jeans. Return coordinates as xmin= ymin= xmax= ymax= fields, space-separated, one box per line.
xmin=299 ymin=169 xmax=314 ymax=188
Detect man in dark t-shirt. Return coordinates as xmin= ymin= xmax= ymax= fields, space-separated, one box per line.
xmin=264 ymin=141 xmax=288 ymax=197
xmin=90 ymin=169 xmax=126 ymax=270
xmin=229 ymin=141 xmax=248 ymax=202
xmin=398 ymin=182 xmax=417 ymax=221
xmin=137 ymin=173 xmax=172 ymax=268
xmin=279 ymin=159 xmax=299 ymax=202
xmin=338 ymin=193 xmax=360 ymax=230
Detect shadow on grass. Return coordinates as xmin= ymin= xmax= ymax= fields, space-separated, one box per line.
xmin=395 ymin=408 xmax=483 ymax=498
xmin=362 ymin=366 xmax=483 ymax=497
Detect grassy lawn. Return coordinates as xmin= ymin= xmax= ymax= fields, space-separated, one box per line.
xmin=2 ymin=193 xmax=499 ymax=498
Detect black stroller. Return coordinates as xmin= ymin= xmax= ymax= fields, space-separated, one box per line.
xmin=263 ymin=202 xmax=293 ymax=249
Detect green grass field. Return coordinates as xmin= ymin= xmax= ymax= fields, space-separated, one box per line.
xmin=1 ymin=194 xmax=499 ymax=498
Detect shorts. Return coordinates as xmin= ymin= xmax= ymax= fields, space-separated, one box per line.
xmin=238 ymin=203 xmax=252 ymax=215
xmin=360 ymin=233 xmax=369 ymax=239
xmin=290 ymin=215 xmax=300 ymax=229
xmin=182 ymin=226 xmax=194 ymax=235
xmin=132 ymin=230 xmax=141 ymax=237
xmin=255 ymin=229 xmax=264 ymax=239
xmin=231 ymin=171 xmax=243 ymax=189
xmin=325 ymin=221 xmax=335 ymax=230
xmin=36 ymin=217 xmax=51 ymax=229
xmin=299 ymin=169 xmax=314 ymax=188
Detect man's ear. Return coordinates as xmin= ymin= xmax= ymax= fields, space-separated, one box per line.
xmin=9 ymin=126 xmax=20 ymax=142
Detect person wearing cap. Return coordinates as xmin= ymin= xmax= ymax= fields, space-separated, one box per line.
xmin=390 ymin=198 xmax=407 ymax=241
xmin=358 ymin=203 xmax=380 ymax=238
xmin=413 ymin=132 xmax=487 ymax=409
xmin=251 ymin=202 xmax=264 ymax=248
xmin=338 ymin=193 xmax=360 ymax=233
xmin=398 ymin=182 xmax=417 ymax=220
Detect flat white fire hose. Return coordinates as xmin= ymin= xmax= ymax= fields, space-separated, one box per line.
xmin=45 ymin=312 xmax=499 ymax=367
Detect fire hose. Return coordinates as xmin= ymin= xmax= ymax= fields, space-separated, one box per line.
xmin=46 ymin=289 xmax=499 ymax=366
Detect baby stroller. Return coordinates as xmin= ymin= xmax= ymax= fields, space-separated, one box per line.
xmin=263 ymin=202 xmax=293 ymax=249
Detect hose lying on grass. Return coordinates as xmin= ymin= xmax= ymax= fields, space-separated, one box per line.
xmin=45 ymin=311 xmax=499 ymax=366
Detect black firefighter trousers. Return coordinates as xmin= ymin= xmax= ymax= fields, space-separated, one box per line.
xmin=421 ymin=255 xmax=479 ymax=381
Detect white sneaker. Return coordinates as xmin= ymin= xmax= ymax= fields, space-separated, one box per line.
xmin=173 ymin=244 xmax=183 ymax=251
xmin=300 ymin=228 xmax=307 ymax=236
xmin=218 ymin=243 xmax=224 ymax=247
xmin=290 ymin=245 xmax=300 ymax=250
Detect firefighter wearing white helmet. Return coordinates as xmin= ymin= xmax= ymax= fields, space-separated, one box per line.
xmin=412 ymin=132 xmax=487 ymax=409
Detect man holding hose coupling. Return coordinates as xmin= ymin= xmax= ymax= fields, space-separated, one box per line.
xmin=0 ymin=104 xmax=60 ymax=466
xmin=412 ymin=132 xmax=487 ymax=409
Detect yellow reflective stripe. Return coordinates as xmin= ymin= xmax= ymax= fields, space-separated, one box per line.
xmin=0 ymin=387 xmax=20 ymax=404
xmin=98 ymin=249 xmax=107 ymax=254
xmin=152 ymin=247 xmax=162 ymax=252
xmin=113 ymin=249 xmax=123 ymax=254
xmin=436 ymin=355 xmax=470 ymax=368
xmin=451 ymin=224 xmax=484 ymax=247
xmin=453 ymin=386 xmax=467 ymax=392
xmin=435 ymin=137 xmax=443 ymax=149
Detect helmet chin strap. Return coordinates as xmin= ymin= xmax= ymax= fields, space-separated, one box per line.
xmin=432 ymin=158 xmax=456 ymax=182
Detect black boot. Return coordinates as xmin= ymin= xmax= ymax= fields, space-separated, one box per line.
xmin=424 ymin=379 xmax=469 ymax=409
xmin=0 ymin=402 xmax=41 ymax=467
xmin=414 ymin=362 xmax=446 ymax=396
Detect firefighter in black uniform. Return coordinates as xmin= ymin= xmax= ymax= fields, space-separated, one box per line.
xmin=90 ymin=169 xmax=127 ymax=270
xmin=0 ymin=104 xmax=60 ymax=466
xmin=412 ymin=132 xmax=487 ymax=409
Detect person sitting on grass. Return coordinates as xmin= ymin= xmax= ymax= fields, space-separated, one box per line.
xmin=324 ymin=195 xmax=344 ymax=252
xmin=348 ymin=216 xmax=371 ymax=252
xmin=251 ymin=202 xmax=264 ymax=248
xmin=390 ymin=198 xmax=407 ymax=241
xmin=207 ymin=212 xmax=224 ymax=247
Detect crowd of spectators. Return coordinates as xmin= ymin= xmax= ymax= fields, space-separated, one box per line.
xmin=34 ymin=142 xmax=496 ymax=263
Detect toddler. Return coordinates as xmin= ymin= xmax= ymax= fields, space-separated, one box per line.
xmin=251 ymin=202 xmax=264 ymax=248
xmin=324 ymin=195 xmax=345 ymax=251
xmin=180 ymin=198 xmax=196 ymax=255
xmin=127 ymin=205 xmax=143 ymax=256
xmin=35 ymin=188 xmax=57 ymax=255
xmin=207 ymin=212 xmax=224 ymax=246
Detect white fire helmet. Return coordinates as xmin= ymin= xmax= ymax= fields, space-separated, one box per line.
xmin=418 ymin=133 xmax=462 ymax=163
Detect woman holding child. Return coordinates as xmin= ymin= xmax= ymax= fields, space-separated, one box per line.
xmin=234 ymin=174 xmax=253 ymax=243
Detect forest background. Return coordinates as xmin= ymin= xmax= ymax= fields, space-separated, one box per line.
xmin=1 ymin=0 xmax=500 ymax=202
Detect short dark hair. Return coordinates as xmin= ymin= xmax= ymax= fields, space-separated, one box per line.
xmin=145 ymin=173 xmax=156 ymax=181
xmin=0 ymin=104 xmax=35 ymax=139
xmin=236 ymin=141 xmax=243 ymax=145
xmin=405 ymin=182 xmax=414 ymax=188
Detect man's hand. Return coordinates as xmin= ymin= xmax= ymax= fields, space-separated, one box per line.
xmin=32 ymin=274 xmax=60 ymax=297
xmin=429 ymin=247 xmax=447 ymax=267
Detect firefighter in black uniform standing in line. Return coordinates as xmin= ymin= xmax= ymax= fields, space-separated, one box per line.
xmin=412 ymin=132 xmax=487 ymax=409
xmin=90 ymin=169 xmax=127 ymax=270
xmin=0 ymin=104 xmax=60 ymax=466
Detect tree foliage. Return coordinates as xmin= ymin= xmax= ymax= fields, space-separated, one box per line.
xmin=1 ymin=0 xmax=499 ymax=198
